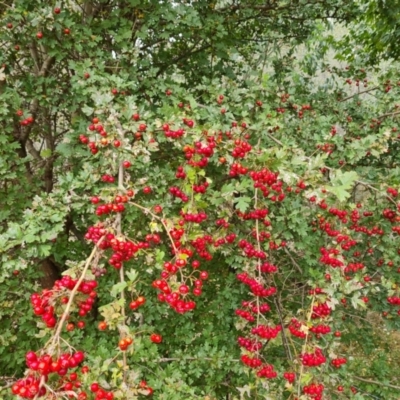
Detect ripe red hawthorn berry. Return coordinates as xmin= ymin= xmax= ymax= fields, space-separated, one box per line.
xmin=122 ymin=160 xmax=131 ymax=168
xmin=143 ymin=186 xmax=152 ymax=194
xmin=132 ymin=113 xmax=140 ymax=121
xmin=165 ymin=89 xmax=172 ymax=96
xmin=150 ymin=333 xmax=162 ymax=343
xmin=113 ymin=140 xmax=121 ymax=147
xmin=64 ymin=28 xmax=70 ymax=35
xmin=90 ymin=383 xmax=99 ymax=393
xmin=153 ymin=205 xmax=162 ymax=213
xmin=98 ymin=321 xmax=107 ymax=331
xmin=84 ymin=72 xmax=90 ymax=79
xmin=77 ymin=321 xmax=85 ymax=329
xmin=54 ymin=7 xmax=61 ymax=14
xmin=7 ymin=23 xmax=13 ymax=29
xmin=126 ymin=189 xmax=134 ymax=197
xmin=36 ymin=32 xmax=43 ymax=39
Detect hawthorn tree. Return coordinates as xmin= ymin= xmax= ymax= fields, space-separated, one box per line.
xmin=1 ymin=1 xmax=400 ymax=400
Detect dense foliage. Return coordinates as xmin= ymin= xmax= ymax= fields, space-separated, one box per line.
xmin=1 ymin=1 xmax=400 ymax=399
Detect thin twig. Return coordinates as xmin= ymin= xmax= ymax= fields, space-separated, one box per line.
xmin=352 ymin=376 xmax=400 ymax=391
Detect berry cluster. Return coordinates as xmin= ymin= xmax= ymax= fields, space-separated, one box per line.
xmin=236 ymin=273 xmax=277 ymax=297
xmin=311 ymin=302 xmax=332 ymax=319
xmin=301 ymin=348 xmax=326 ymax=367
xmin=118 ymin=337 xmax=133 ymax=351
xmin=164 ymin=127 xmax=185 ymax=139
xmin=229 ymin=162 xmax=248 ymax=177
xmin=283 ymin=372 xmax=295 ymax=383
xmin=238 ymin=239 xmax=267 ymax=259
xmin=256 ymin=363 xmax=277 ymax=379
xmin=259 ymin=261 xmax=277 ymax=273
xmin=19 ymin=115 xmax=35 ymax=127
xmin=175 ymin=166 xmax=186 ymax=179
xmin=331 ymin=357 xmax=347 ymax=368
xmin=238 ymin=208 xmax=269 ymax=220
xmin=90 ymin=383 xmax=115 ymax=400
xmin=241 ymin=355 xmax=262 ymax=368
xmin=169 ymin=186 xmax=189 ymax=202
xmin=319 ymin=247 xmax=344 ymax=268
xmin=31 ymin=277 xmax=98 ymax=328
xmin=193 ymin=182 xmax=209 ymax=193
xmin=251 ymin=324 xmax=282 ymax=339
xmin=231 ymin=139 xmax=252 ymax=158
xmin=303 ymin=383 xmax=324 ymax=400
xmin=180 ymin=211 xmax=207 ymax=223
xmin=309 ymin=324 xmax=331 ymax=335
xmin=129 ymin=296 xmax=146 ymax=310
xmin=387 ymin=296 xmax=400 ymax=305
xmin=12 ymin=351 xmax=86 ymax=398
xmin=237 ymin=337 xmax=263 ymax=352
xmin=288 ymin=319 xmax=307 ymax=339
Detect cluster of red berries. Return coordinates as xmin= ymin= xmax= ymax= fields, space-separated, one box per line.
xmin=387 ymin=296 xmax=400 ymax=305
xmin=382 ymin=208 xmax=397 ymax=222
xmin=94 ymin=201 xmax=125 ymax=215
xmin=229 ymin=162 xmax=248 ymax=177
xmin=301 ymin=348 xmax=326 ymax=367
xmin=192 ymin=181 xmax=209 ymax=194
xmin=235 ymin=308 xmax=255 ymax=322
xmin=303 ymin=383 xmax=324 ymax=399
xmin=153 ymin=280 xmax=198 ymax=314
xmin=251 ymin=324 xmax=282 ymax=339
xmin=19 ymin=115 xmax=35 ymax=126
xmin=12 ymin=351 xmax=87 ymax=398
xmin=387 ymin=187 xmax=398 ymax=197
xmin=238 ymin=239 xmax=267 ymax=259
xmin=319 ymin=247 xmax=344 ymax=268
xmin=129 ymin=296 xmax=146 ymax=310
xmin=251 ymin=230 xmax=272 ymax=242
xmin=256 ymin=363 xmax=277 ymax=379
xmin=238 ymin=208 xmax=269 ymax=221
xmin=139 ymin=380 xmax=154 ymax=396
xmin=169 ymin=186 xmax=189 ymax=202
xmin=180 ymin=211 xmax=207 ymax=223
xmin=231 ymin=139 xmax=252 ymax=158
xmin=237 ymin=337 xmax=263 ymax=352
xmin=257 ymin=262 xmax=277 ymax=274
xmin=309 ymin=324 xmax=331 ymax=335
xmin=241 ymin=355 xmax=262 ymax=368
xmin=182 ymin=118 xmax=194 ymax=128
xmin=241 ymin=301 xmax=271 ymax=314
xmin=191 ymin=235 xmax=214 ymax=260
xmin=31 ymin=277 xmax=97 ymax=328
xmin=108 ymin=238 xmax=148 ymax=269
xmin=311 ymin=301 xmax=332 ymax=319
xmin=163 ymin=124 xmax=185 ymax=138
xmin=118 ymin=337 xmax=133 ymax=351
xmin=283 ymin=372 xmax=296 ymax=383
xmin=344 ymin=262 xmax=365 ymax=275
xmin=236 ymin=273 xmax=277 ymax=297
xmin=212 ymin=233 xmax=236 ymax=247
xmin=331 ymin=357 xmax=347 ymax=368
xmin=288 ymin=319 xmax=307 ymax=339
xmin=12 ymin=376 xmax=46 ymax=399
xmin=216 ymin=218 xmax=230 ymax=228
xmin=100 ymin=174 xmax=115 ymax=183
xmin=90 ymin=383 xmax=115 ymax=400
xmin=175 ymin=166 xmax=186 ymax=179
